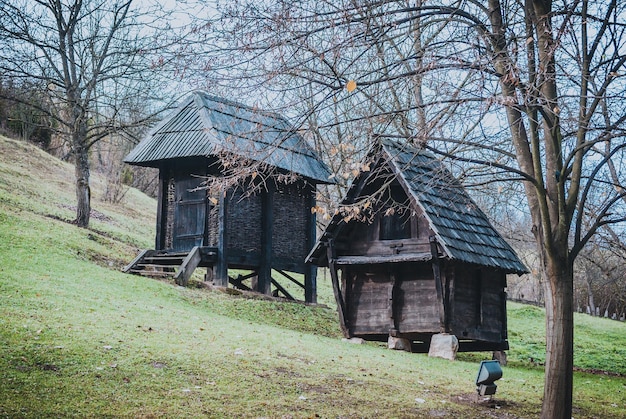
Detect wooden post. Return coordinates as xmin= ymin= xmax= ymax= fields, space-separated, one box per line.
xmin=501 ymin=272 xmax=508 ymax=341
xmin=327 ymin=238 xmax=349 ymax=337
xmin=257 ymin=183 xmax=274 ymax=295
xmin=155 ymin=169 xmax=166 ymax=250
xmin=213 ymin=188 xmax=228 ymax=287
xmin=305 ymin=184 xmax=317 ymax=303
xmin=174 ymin=246 xmax=202 ymax=286
xmin=388 ymin=271 xmax=400 ymax=335
xmin=430 ymin=236 xmax=446 ymax=333
xmin=446 ymin=265 xmax=455 ymax=334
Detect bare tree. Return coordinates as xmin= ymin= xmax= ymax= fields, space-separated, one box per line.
xmin=0 ymin=0 xmax=184 ymax=226
xmin=0 ymin=79 xmax=54 ymax=146
xmin=577 ymin=228 xmax=626 ymax=318
xmin=197 ymin=1 xmax=626 ymax=417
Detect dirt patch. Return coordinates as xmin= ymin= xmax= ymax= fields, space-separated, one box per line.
xmin=452 ymin=393 xmax=524 ymax=418
xmin=59 ymin=203 xmax=113 ymax=223
xmin=573 ymin=367 xmax=625 ymax=377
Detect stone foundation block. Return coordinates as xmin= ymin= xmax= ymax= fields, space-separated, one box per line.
xmin=428 ymin=333 xmax=459 ymax=360
xmin=388 ymin=336 xmax=412 ymax=352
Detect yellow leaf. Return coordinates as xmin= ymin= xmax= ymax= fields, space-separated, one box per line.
xmin=209 ymin=197 xmax=218 ymax=205
xmin=346 ymin=80 xmax=357 ymax=92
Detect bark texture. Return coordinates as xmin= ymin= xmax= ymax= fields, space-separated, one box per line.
xmin=542 ymin=259 xmax=574 ymax=419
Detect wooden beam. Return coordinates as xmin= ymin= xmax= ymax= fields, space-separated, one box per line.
xmin=229 ymin=274 xmax=253 ymax=291
xmin=388 ymin=272 xmax=398 ymax=335
xmin=155 ymin=170 xmax=166 ymax=250
xmin=235 ymin=271 xmax=258 ymax=282
xmin=305 ymin=184 xmax=317 ymax=303
xmin=501 ymin=272 xmax=508 ymax=340
xmin=430 ymin=236 xmax=446 ymax=333
xmin=457 ymin=339 xmax=509 ymax=352
xmin=327 ymin=238 xmax=349 ymax=337
xmin=446 ymin=265 xmax=455 ymax=334
xmin=175 ymin=246 xmax=202 ymax=286
xmin=335 ymin=253 xmax=431 ymax=265
xmin=213 ymin=188 xmax=228 ymax=286
xmin=271 ymin=278 xmax=295 ymax=300
xmin=276 ymin=270 xmax=305 ymax=289
xmin=258 ymin=183 xmax=274 ymax=295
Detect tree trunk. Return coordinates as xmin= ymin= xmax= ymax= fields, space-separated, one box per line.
xmin=74 ymin=143 xmax=91 ymax=227
xmin=584 ymin=273 xmax=595 ymax=316
xmin=541 ymin=256 xmax=574 ymax=419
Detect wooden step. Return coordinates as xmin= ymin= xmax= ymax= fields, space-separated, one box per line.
xmin=128 ymin=269 xmax=174 ymax=278
xmin=142 ymin=255 xmax=187 ymax=265
xmin=124 ymin=247 xmax=218 ymax=284
xmin=135 ymin=263 xmax=176 ymax=271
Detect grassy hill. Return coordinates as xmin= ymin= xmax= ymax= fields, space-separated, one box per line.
xmin=0 ymin=135 xmax=625 ymax=418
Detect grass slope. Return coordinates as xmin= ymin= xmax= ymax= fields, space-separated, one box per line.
xmin=0 ymin=135 xmax=625 ymax=418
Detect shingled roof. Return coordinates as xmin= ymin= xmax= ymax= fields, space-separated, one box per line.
xmin=124 ymin=91 xmax=332 ymax=183
xmin=308 ymin=138 xmax=528 ymax=274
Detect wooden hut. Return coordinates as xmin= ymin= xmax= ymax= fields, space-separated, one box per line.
xmin=123 ymin=91 xmax=331 ymax=303
xmin=306 ymin=138 xmax=527 ymax=351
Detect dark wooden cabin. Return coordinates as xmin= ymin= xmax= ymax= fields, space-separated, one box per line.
xmin=123 ymin=91 xmax=332 ymax=303
xmin=306 ymin=139 xmax=527 ymax=351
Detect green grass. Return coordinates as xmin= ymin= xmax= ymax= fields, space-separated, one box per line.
xmin=1 ymin=135 xmax=625 ymax=418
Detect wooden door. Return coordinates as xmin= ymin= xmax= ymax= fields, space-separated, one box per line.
xmin=394 ymin=263 xmax=440 ymax=333
xmin=346 ymin=268 xmax=391 ymax=336
xmin=172 ymin=176 xmax=207 ymax=252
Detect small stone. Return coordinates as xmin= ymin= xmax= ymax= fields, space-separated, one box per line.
xmin=388 ymin=336 xmax=412 ymax=352
xmin=492 ymin=350 xmax=507 ymax=366
xmin=342 ymin=337 xmax=365 ymax=344
xmin=427 ymin=334 xmax=458 ymax=360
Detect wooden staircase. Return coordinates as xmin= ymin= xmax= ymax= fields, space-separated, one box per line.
xmin=123 ymin=246 xmax=217 ymax=286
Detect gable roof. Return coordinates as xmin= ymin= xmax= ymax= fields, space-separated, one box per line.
xmin=124 ymin=91 xmax=332 ymax=183
xmin=307 ymin=138 xmax=528 ymax=274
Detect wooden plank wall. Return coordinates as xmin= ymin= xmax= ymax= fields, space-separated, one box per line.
xmin=450 ymin=266 xmax=505 ymax=342
xmin=345 ymin=263 xmax=440 ymax=337
xmin=346 ymin=270 xmax=390 ymax=335
xmin=395 ymin=279 xmax=440 ymax=332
